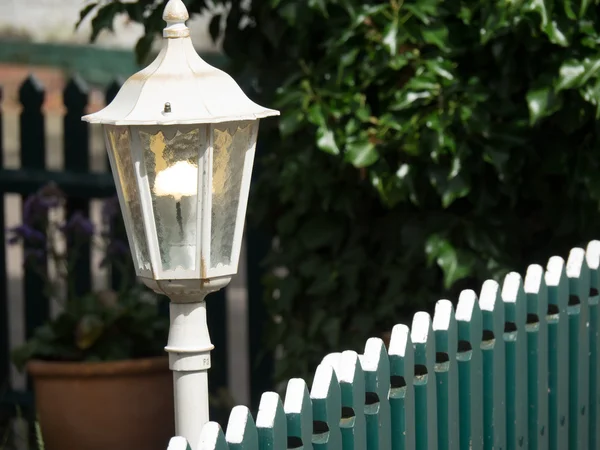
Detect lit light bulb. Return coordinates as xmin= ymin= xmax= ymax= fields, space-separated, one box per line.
xmin=153 ymin=160 xmax=198 ymax=272
xmin=154 ymin=160 xmax=198 ymax=201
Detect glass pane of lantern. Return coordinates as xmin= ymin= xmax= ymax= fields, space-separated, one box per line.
xmin=105 ymin=125 xmax=151 ymax=274
xmin=139 ymin=127 xmax=202 ymax=274
xmin=211 ymin=121 xmax=254 ymax=269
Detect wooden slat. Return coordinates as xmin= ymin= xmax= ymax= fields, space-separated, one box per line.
xmin=479 ymin=279 xmax=507 ymax=450
xmin=283 ymin=378 xmax=313 ymax=450
xmin=329 ymin=351 xmax=367 ymax=450
xmin=586 ymin=240 xmax=600 ymax=450
xmin=456 ymin=289 xmax=483 ymax=450
xmin=19 ymin=75 xmax=49 ymax=340
xmin=226 ymin=406 xmax=259 ymax=450
xmin=566 ymin=248 xmax=591 ymax=450
xmin=545 ymin=256 xmax=570 ymax=450
xmin=0 ymin=168 xmax=114 ymax=197
xmin=63 ymin=75 xmax=92 ymax=297
xmin=501 ymin=272 xmax=529 ymax=450
xmin=256 ymin=392 xmax=287 ymax=450
xmin=311 ymin=363 xmax=342 ymax=450
xmin=524 ymin=264 xmax=549 ymax=450
xmin=0 ymin=84 xmax=8 ymax=392
xmin=199 ymin=422 xmax=229 ymax=450
xmin=432 ymin=299 xmax=460 ymax=450
xmin=411 ymin=312 xmax=438 ymax=450
xmin=360 ymin=338 xmax=391 ymax=450
xmin=388 ymin=324 xmax=416 ymax=450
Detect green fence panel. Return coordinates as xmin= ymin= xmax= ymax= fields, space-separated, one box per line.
xmin=360 ymin=338 xmax=392 ymax=450
xmin=566 ymin=248 xmax=591 ymax=450
xmin=388 ymin=324 xmax=416 ymax=450
xmin=284 ymin=378 xmax=313 ymax=450
xmin=226 ymin=406 xmax=259 ymax=450
xmin=311 ymin=363 xmax=342 ymax=450
xmin=433 ymin=300 xmax=460 ymax=450
xmin=524 ymin=264 xmax=549 ymax=450
xmin=456 ymin=289 xmax=484 ymax=450
xmin=479 ymin=280 xmax=507 ymax=450
xmin=412 ymin=312 xmax=438 ymax=450
xmin=169 ymin=436 xmax=194 ymax=450
xmin=545 ymin=256 xmax=570 ymax=450
xmin=256 ymin=392 xmax=287 ymax=450
xmin=502 ymin=272 xmax=529 ymax=450
xmin=586 ymin=240 xmax=600 ymax=450
xmin=199 ymin=423 xmax=229 ymax=450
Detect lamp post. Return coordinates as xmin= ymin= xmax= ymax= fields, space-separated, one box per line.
xmin=82 ymin=1 xmax=279 ymax=448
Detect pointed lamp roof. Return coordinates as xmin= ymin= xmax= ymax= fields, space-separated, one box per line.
xmin=82 ymin=0 xmax=279 ymax=126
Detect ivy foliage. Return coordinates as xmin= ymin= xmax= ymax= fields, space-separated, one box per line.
xmin=82 ymin=0 xmax=600 ymax=382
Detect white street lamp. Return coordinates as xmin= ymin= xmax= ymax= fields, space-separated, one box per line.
xmin=82 ymin=0 xmax=279 ymax=448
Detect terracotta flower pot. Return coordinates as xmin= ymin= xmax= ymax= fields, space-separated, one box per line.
xmin=28 ymin=356 xmax=174 ymax=450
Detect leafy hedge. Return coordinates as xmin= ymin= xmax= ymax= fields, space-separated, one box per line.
xmin=83 ymin=0 xmax=600 ymax=382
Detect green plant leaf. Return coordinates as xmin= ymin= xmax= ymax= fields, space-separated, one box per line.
xmin=563 ymin=0 xmax=576 ymax=19
xmin=383 ymin=20 xmax=398 ymax=55
xmin=529 ymin=0 xmax=549 ymax=27
xmin=422 ymin=25 xmax=450 ymax=51
xmin=345 ymin=140 xmax=379 ymax=167
xmin=280 ymin=111 xmax=305 ymax=137
xmin=76 ymin=3 xmax=98 ymax=29
xmin=425 ymin=235 xmax=474 ymax=289
xmin=308 ymin=0 xmax=328 ymax=16
xmin=556 ymin=57 xmax=600 ymax=91
xmin=543 ymin=20 xmax=569 ymax=46
xmin=75 ymin=315 xmax=105 ymax=350
xmin=89 ymin=3 xmax=126 ymax=41
xmin=526 ymin=87 xmax=562 ymax=124
xmin=317 ymin=127 xmax=340 ymax=155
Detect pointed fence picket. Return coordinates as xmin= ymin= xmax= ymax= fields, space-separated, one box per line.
xmin=388 ymin=324 xmax=416 ymax=450
xmin=524 ymin=264 xmax=549 ymax=450
xmin=455 ymin=290 xmax=483 ymax=450
xmin=432 ymin=300 xmax=459 ymax=450
xmin=566 ymin=248 xmax=591 ymax=450
xmin=480 ymin=279 xmax=507 ymax=450
xmin=587 ymin=241 xmax=600 ymax=450
xmin=360 ymin=338 xmax=391 ymax=450
xmin=174 ymin=240 xmax=600 ymax=450
xmin=545 ymin=256 xmax=570 ymax=450
xmin=502 ymin=272 xmax=529 ymax=450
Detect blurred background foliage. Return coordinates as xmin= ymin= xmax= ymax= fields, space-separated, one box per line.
xmin=82 ymin=0 xmax=600 ymax=383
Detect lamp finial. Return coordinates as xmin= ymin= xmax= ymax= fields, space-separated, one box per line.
xmin=163 ymin=0 xmax=190 ymax=38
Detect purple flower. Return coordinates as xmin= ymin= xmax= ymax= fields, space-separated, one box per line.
xmin=22 ymin=184 xmax=63 ymax=225
xmin=8 ymin=225 xmax=46 ymax=245
xmin=60 ymin=212 xmax=95 ymax=238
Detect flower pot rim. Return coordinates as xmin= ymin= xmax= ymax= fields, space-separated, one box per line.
xmin=27 ymin=355 xmax=169 ymax=378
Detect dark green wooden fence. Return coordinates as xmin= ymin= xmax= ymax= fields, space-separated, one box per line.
xmin=0 ymin=74 xmax=272 ymax=418
xmin=170 ymin=242 xmax=600 ymax=450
